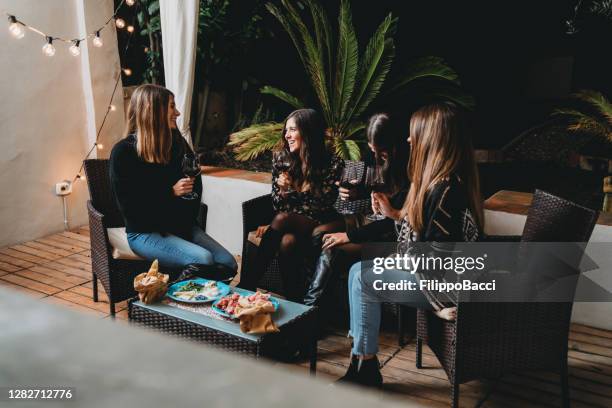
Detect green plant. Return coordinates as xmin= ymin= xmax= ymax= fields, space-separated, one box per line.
xmin=229 ymin=0 xmax=472 ymax=161
xmin=193 ymin=0 xmax=271 ymax=148
xmin=553 ymin=90 xmax=612 ymax=142
xmin=136 ymin=0 xmax=163 ymax=84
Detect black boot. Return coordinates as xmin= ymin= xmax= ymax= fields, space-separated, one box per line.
xmin=337 ymin=356 xmax=383 ymax=389
xmin=336 ymin=354 xmax=360 ymax=384
xmin=179 ymin=263 xmax=237 ymax=283
xmin=303 ymin=247 xmax=338 ymax=307
xmin=239 ymin=227 xmax=283 ymax=291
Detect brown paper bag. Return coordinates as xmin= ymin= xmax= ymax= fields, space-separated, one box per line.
xmin=234 ymin=301 xmax=279 ymax=334
xmin=133 ymin=260 xmax=169 ymax=304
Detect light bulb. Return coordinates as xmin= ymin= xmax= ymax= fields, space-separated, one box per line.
xmin=122 ymin=68 xmax=132 ymax=76
xmin=127 ymin=25 xmax=134 ymax=33
xmin=96 ymin=143 xmax=104 ymax=150
xmin=110 ymin=104 xmax=117 ymax=112
xmin=42 ymin=37 xmax=56 ymax=57
xmin=93 ymin=31 xmax=103 ymax=47
xmin=115 ymin=18 xmax=126 ymax=29
xmin=8 ymin=16 xmax=25 ymax=39
xmin=69 ymin=40 xmax=81 ymax=56
xmin=126 ymin=0 xmax=136 ymax=6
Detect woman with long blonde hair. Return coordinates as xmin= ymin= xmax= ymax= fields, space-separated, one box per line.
xmin=339 ymin=102 xmax=483 ymax=387
xmin=109 ymin=84 xmax=236 ymax=276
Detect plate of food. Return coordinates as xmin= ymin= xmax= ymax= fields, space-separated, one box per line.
xmin=212 ymin=291 xmax=279 ymax=319
xmin=166 ymin=278 xmax=231 ymax=304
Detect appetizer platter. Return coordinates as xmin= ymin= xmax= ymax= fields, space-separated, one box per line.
xmin=166 ymin=278 xmax=231 ymax=304
xmin=212 ymin=291 xmax=279 ymax=319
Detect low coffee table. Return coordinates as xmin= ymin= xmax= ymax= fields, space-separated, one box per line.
xmin=128 ymin=289 xmax=318 ymax=374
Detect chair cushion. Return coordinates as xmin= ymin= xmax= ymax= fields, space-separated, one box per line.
xmin=106 ymin=227 xmax=145 ymax=260
xmin=247 ymin=230 xmax=262 ymax=247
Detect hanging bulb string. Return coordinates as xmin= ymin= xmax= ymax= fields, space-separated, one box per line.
xmin=2 ymin=0 xmax=129 ymax=44
xmin=72 ymin=11 xmax=138 ymax=184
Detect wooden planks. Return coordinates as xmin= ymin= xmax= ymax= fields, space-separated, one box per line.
xmin=2 ymin=226 xmax=612 ymax=408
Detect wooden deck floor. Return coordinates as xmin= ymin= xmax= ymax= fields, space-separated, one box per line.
xmin=1 ymin=228 xmax=612 ymax=407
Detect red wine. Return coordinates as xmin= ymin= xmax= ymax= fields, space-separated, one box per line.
xmin=340 ymin=180 xmax=359 ymax=189
xmin=370 ymin=183 xmax=387 ymax=193
xmin=184 ymin=168 xmax=200 ymax=178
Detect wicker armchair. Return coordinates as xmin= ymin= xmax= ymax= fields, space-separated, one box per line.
xmin=415 ymin=190 xmax=599 ymax=408
xmin=83 ymin=159 xmax=208 ymax=316
xmin=239 ymin=160 xmax=370 ymax=296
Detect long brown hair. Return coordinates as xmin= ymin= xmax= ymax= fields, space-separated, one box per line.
xmin=124 ymin=84 xmax=174 ymax=164
xmin=402 ymin=102 xmax=483 ymax=235
xmin=366 ymin=113 xmax=409 ymax=195
xmin=279 ymin=108 xmax=329 ymax=192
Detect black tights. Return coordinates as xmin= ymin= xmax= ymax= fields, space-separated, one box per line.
xmin=250 ymin=212 xmax=343 ymax=300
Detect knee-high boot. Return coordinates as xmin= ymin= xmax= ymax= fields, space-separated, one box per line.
xmin=303 ymin=248 xmax=339 ymax=307
xmin=240 ymin=227 xmax=283 ymax=291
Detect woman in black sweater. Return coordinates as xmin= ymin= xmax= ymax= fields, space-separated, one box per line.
xmin=109 ymin=84 xmax=237 ymax=275
xmin=302 ymin=113 xmax=409 ymax=307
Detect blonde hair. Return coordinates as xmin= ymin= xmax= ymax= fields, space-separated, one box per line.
xmin=125 ymin=84 xmax=174 ymax=164
xmin=402 ymin=102 xmax=483 ymax=235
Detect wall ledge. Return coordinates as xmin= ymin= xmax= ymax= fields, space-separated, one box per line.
xmin=202 ymin=166 xmax=271 ymax=185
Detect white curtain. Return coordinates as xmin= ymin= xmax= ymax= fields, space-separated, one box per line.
xmin=159 ymin=0 xmax=199 ymax=146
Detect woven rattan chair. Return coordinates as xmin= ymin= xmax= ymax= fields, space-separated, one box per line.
xmin=415 ymin=190 xmax=599 ymax=408
xmin=83 ymin=159 xmax=208 ymax=316
xmin=239 ymin=160 xmax=370 ymax=296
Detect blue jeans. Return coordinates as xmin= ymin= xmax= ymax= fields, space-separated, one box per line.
xmin=127 ymin=226 xmax=237 ymax=270
xmin=348 ymin=260 xmax=433 ymax=356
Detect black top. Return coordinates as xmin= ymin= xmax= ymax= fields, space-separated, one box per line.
xmin=109 ymin=132 xmax=202 ymax=239
xmin=271 ymin=155 xmax=344 ymax=224
xmin=347 ymin=189 xmax=408 ymax=243
xmin=396 ymin=174 xmax=481 ymax=310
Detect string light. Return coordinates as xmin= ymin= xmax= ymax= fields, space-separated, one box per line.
xmin=93 ymin=31 xmax=103 ymax=48
xmin=5 ymin=1 xmax=138 ymax=186
xmin=69 ymin=40 xmax=81 ymax=56
xmin=8 ymin=15 xmax=24 ymax=39
xmin=42 ymin=37 xmax=56 ymax=57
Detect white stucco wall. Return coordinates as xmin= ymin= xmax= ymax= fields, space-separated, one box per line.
xmin=0 ymin=0 xmax=124 ymax=247
xmin=485 ymin=209 xmax=612 ymax=330
xmin=201 ymin=175 xmax=270 ymax=255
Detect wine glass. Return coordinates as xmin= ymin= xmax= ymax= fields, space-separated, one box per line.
xmin=181 ymin=154 xmax=200 ymax=200
xmin=273 ymin=149 xmax=294 ymax=194
xmin=365 ymin=166 xmax=387 ymax=221
xmin=337 ymin=165 xmax=360 ymax=215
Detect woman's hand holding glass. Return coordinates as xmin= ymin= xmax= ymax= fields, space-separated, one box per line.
xmin=372 ymin=192 xmax=401 ymax=221
xmin=277 ymin=172 xmax=293 ymax=194
xmin=172 ymin=178 xmax=194 ymax=197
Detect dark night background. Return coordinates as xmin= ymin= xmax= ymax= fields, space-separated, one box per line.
xmin=245 ymin=0 xmax=611 ymax=148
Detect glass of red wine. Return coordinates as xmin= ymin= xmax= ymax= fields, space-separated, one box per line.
xmin=181 ymin=154 xmax=200 ymax=200
xmin=273 ymin=149 xmax=294 ymax=195
xmin=365 ymin=166 xmax=387 ymax=221
xmin=337 ymin=165 xmax=360 ymax=214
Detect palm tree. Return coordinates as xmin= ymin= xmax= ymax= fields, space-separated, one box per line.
xmin=229 ymin=0 xmax=472 ymax=161
xmin=553 ymin=90 xmax=612 ymax=142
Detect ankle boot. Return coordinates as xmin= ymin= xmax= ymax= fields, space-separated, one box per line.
xmin=354 ymin=356 xmax=383 ymax=388
xmin=336 ymin=355 xmax=360 ymax=384
xmin=240 ymin=227 xmax=283 ymax=291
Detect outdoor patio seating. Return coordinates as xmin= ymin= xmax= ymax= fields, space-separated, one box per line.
xmin=415 ymin=189 xmax=599 ymax=408
xmin=84 ymin=159 xmax=208 ymax=316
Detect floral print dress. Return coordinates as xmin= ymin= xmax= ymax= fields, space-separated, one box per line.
xmin=271 ymin=155 xmax=344 ymax=224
